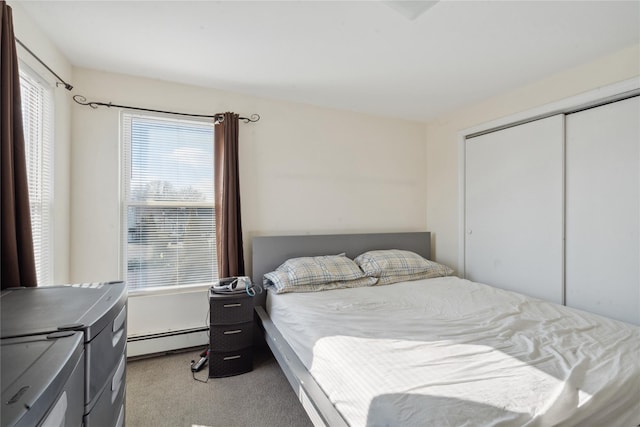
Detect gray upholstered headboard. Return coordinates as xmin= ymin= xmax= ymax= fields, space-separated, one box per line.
xmin=252 ymin=232 xmax=431 ymax=306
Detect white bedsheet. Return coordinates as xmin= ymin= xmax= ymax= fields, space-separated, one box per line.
xmin=266 ymin=277 xmax=640 ymax=427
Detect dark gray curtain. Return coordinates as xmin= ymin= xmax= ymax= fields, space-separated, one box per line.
xmin=214 ymin=112 xmax=245 ymax=278
xmin=1 ymin=1 xmax=37 ymax=288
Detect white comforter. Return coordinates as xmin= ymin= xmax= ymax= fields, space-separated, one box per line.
xmin=266 ymin=277 xmax=640 ymax=427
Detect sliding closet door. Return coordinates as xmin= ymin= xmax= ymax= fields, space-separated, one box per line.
xmin=465 ymin=115 xmax=564 ymax=303
xmin=565 ymin=96 xmax=640 ymax=325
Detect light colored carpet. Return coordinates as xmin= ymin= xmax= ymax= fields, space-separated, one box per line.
xmin=125 ymin=345 xmax=313 ymax=427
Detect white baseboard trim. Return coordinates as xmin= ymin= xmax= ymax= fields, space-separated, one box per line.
xmin=126 ymin=329 xmax=208 ymax=358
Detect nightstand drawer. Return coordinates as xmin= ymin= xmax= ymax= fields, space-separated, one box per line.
xmin=209 ymin=347 xmax=253 ymax=378
xmin=210 ymin=321 xmax=253 ymax=351
xmin=210 ymin=295 xmax=253 ymax=324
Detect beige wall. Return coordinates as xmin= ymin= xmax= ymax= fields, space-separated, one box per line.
xmin=425 ymin=44 xmax=640 ymax=270
xmin=10 ymin=1 xmax=72 ymax=284
xmin=69 ymin=68 xmax=428 ymax=282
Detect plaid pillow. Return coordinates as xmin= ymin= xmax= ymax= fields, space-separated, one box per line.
xmin=354 ymin=249 xmax=453 ymax=284
xmin=264 ymin=271 xmax=377 ymax=294
xmin=278 ymin=254 xmax=365 ymax=286
xmin=263 ymin=254 xmax=377 ymax=293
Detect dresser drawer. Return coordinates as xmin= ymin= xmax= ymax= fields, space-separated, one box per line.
xmin=209 ymin=295 xmax=254 ymax=324
xmin=209 ymin=347 xmax=253 ymax=378
xmin=210 ymin=321 xmax=253 ymax=351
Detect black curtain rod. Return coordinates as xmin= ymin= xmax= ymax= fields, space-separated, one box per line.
xmin=16 ymin=38 xmax=73 ymax=91
xmin=72 ymin=95 xmax=260 ymax=124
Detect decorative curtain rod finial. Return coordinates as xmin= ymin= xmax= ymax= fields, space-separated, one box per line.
xmin=73 ymin=94 xmax=100 ymax=109
xmin=242 ymin=114 xmax=261 ymax=123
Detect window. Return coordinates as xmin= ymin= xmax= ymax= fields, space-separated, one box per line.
xmin=20 ymin=67 xmax=53 ymax=285
xmin=122 ymin=113 xmax=217 ymax=290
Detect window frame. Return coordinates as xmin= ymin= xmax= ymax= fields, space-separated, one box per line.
xmin=19 ymin=62 xmax=54 ymax=286
xmin=120 ymin=111 xmax=218 ymax=293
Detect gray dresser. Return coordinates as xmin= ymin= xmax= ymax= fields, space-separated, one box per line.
xmin=1 ymin=281 xmax=127 ymax=427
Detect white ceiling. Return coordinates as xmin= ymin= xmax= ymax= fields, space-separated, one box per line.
xmin=17 ymin=0 xmax=640 ymax=122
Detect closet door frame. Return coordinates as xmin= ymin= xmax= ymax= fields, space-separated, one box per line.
xmin=457 ymin=77 xmax=640 ymax=277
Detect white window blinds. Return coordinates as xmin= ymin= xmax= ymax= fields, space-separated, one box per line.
xmin=20 ymin=68 xmax=53 ymax=285
xmin=122 ymin=113 xmax=217 ymax=290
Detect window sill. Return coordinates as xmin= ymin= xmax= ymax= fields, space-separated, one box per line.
xmin=127 ymin=282 xmax=212 ymax=298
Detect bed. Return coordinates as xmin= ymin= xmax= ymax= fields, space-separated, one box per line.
xmin=252 ymin=232 xmax=640 ymax=427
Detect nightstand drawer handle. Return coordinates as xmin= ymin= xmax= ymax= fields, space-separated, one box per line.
xmin=224 ymin=329 xmax=242 ymax=335
xmin=223 ymin=355 xmax=241 ymax=361
xmin=223 ymin=303 xmax=242 ymax=308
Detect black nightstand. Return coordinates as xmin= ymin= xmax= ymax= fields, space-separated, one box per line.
xmin=208 ymin=289 xmax=254 ymax=378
